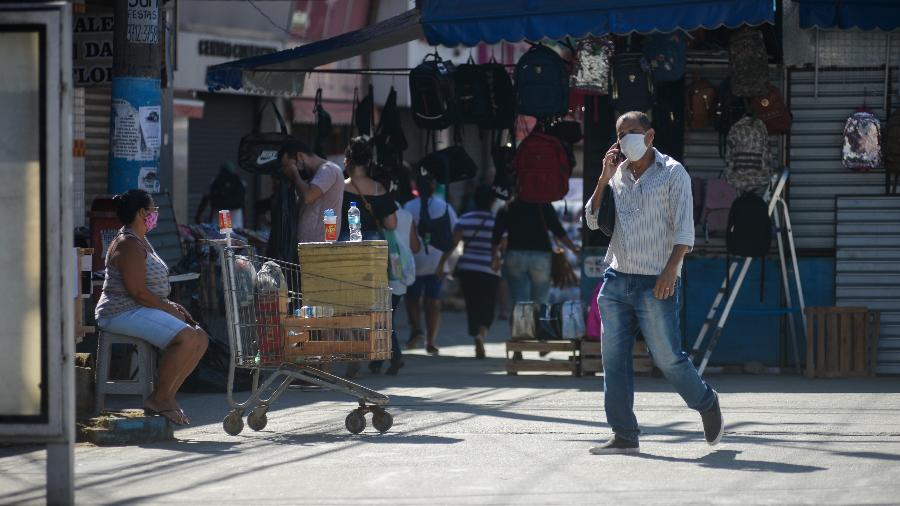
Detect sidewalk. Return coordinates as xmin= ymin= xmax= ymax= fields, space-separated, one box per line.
xmin=2 ymin=306 xmax=899 ymax=505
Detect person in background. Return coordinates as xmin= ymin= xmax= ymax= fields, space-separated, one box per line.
xmin=403 ymin=172 xmax=458 ymax=355
xmin=194 ymin=162 xmax=246 ymax=228
xmin=371 ymin=202 xmax=420 ymax=375
xmin=437 ymin=185 xmax=499 ymax=359
xmin=279 ymin=139 xmax=345 ymax=244
xmin=491 ymin=197 xmax=579 ymax=306
xmin=584 ymin=110 xmax=722 ymax=455
xmin=340 ymin=136 xmax=397 ymax=240
xmin=95 ymin=189 xmax=208 ymax=426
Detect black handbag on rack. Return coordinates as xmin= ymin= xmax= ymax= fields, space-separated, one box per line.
xmin=238 ymin=101 xmax=291 ymax=175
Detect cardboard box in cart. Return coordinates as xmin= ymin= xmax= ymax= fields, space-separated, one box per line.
xmin=298 ymin=240 xmax=390 ymax=313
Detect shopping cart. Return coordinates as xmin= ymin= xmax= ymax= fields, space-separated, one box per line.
xmin=212 ymin=241 xmax=394 ymax=436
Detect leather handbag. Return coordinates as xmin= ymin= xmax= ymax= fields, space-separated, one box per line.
xmin=238 ymin=101 xmax=291 ymax=175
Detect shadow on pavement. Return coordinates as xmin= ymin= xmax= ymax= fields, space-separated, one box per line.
xmin=627 ymin=449 xmax=827 ymax=473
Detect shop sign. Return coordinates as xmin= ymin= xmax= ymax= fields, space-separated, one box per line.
xmin=73 ymin=13 xmax=114 ymax=86
xmin=174 ymin=31 xmax=282 ymax=92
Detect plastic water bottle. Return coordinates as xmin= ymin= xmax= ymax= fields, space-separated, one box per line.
xmin=323 ymin=208 xmax=337 ymax=242
xmin=348 ymin=202 xmax=362 ymax=242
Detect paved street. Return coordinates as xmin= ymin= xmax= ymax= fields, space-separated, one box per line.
xmin=2 ymin=306 xmax=900 ymax=505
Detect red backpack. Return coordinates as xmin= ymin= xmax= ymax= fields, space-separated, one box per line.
xmin=512 ymin=131 xmax=572 ymax=203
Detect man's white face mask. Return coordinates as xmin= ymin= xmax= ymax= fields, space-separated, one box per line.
xmin=619 ymin=133 xmax=649 ymax=162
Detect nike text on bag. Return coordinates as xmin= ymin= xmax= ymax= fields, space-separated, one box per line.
xmin=238 ymin=101 xmax=291 ymax=175
xmin=610 ymin=54 xmax=654 ymax=114
xmin=686 ymin=78 xmax=717 ymax=130
xmin=724 ymin=116 xmax=773 ymax=192
xmin=643 ymin=32 xmax=687 ymax=82
xmin=728 ymin=28 xmax=769 ymax=98
xmin=515 ymin=44 xmax=570 ymax=118
xmin=570 ymin=36 xmax=614 ymax=94
xmin=842 ymin=110 xmax=883 ymax=171
xmin=409 ymin=53 xmax=458 ymax=130
xmin=750 ymin=82 xmax=791 ymax=134
xmin=512 ymin=131 xmax=572 ymax=203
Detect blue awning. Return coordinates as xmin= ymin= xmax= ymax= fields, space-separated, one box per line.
xmin=421 ymin=0 xmax=775 ymax=47
xmin=796 ymin=0 xmax=900 ymax=31
xmin=206 ymin=9 xmax=423 ymax=96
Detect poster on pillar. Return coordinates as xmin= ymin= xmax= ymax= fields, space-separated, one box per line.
xmin=126 ymin=0 xmax=159 ymax=45
xmin=109 ymin=77 xmax=161 ymax=193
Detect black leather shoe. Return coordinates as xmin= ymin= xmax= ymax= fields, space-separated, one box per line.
xmin=701 ymin=391 xmax=724 ymax=446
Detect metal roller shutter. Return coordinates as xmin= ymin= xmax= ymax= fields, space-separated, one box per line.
xmin=787 ymin=68 xmax=896 ymax=252
xmin=682 ymin=59 xmax=783 ymax=251
xmin=187 ymin=93 xmax=258 ymax=223
xmin=835 ymin=196 xmax=900 ymax=374
xmin=84 ymin=86 xmax=111 ymax=207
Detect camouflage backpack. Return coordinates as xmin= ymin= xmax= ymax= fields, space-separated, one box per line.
xmin=729 ymin=28 xmax=769 ymax=98
xmin=724 ymin=116 xmax=772 ymax=192
xmin=842 ymin=110 xmax=882 ymax=172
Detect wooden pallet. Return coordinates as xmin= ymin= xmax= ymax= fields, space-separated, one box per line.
xmin=578 ymin=340 xmax=655 ymax=376
xmin=505 ymin=340 xmax=579 ymax=375
xmin=805 ymin=307 xmax=880 ymax=378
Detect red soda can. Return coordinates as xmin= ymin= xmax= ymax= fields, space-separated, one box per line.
xmin=218 ymin=209 xmax=233 ymax=231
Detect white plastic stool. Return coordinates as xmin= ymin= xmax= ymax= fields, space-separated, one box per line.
xmin=95 ymin=331 xmax=157 ymax=413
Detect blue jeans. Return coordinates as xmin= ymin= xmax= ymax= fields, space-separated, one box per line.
xmin=503 ymin=250 xmax=552 ymax=305
xmin=597 ymin=268 xmax=715 ymax=442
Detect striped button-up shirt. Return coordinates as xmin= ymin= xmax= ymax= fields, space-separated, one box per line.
xmin=585 ymin=149 xmax=694 ymax=276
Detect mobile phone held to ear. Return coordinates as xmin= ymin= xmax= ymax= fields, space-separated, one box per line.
xmin=613 ymin=142 xmax=625 ymax=164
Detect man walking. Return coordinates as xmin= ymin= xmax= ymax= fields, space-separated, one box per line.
xmin=585 ymin=111 xmax=724 ymax=454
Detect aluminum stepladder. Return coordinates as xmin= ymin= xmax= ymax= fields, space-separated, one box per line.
xmin=690 ymin=168 xmax=808 ymax=376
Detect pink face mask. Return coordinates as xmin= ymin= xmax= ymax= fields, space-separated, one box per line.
xmin=144 ymin=210 xmax=159 ymax=232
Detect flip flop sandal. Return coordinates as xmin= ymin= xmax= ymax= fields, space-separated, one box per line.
xmin=144 ymin=408 xmax=189 ymax=426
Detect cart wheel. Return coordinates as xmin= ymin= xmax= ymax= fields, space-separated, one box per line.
xmin=345 ymin=410 xmax=366 ymax=434
xmin=247 ymin=408 xmax=268 ymax=432
xmin=223 ymin=411 xmax=244 ymax=436
xmin=372 ymin=409 xmax=393 ymax=433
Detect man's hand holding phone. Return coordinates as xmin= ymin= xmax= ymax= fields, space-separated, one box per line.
xmin=600 ymin=142 xmax=623 ymax=184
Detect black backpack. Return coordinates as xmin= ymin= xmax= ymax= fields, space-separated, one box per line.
xmin=455 ymin=58 xmax=492 ymax=126
xmin=611 ymin=54 xmax=654 ymax=114
xmin=515 ymin=44 xmax=570 ymax=118
xmin=409 ymin=53 xmax=457 ymax=130
xmin=715 ymin=78 xmax=748 ymax=157
xmin=726 ymin=192 xmax=772 ymax=300
xmin=482 ymin=60 xmax=516 ymax=130
xmin=209 ymin=170 xmax=246 ymax=211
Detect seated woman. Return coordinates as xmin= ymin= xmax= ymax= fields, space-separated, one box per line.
xmin=95 ymin=189 xmax=208 ymax=426
xmin=339 ymin=136 xmax=397 ymax=240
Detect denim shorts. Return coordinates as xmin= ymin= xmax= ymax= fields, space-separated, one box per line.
xmin=406 ymin=274 xmax=443 ymax=299
xmin=97 ymin=307 xmax=190 ymax=349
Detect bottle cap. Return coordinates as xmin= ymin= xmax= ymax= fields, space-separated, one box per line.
xmin=350 ymin=201 xmax=357 ymax=207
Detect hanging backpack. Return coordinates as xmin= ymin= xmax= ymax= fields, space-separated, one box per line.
xmin=725 ymin=116 xmax=773 ymax=192
xmin=373 ymin=86 xmax=408 ymax=158
xmin=715 ymin=78 xmax=748 ymax=156
xmin=491 ymin=130 xmax=516 ymax=201
xmin=728 ymin=27 xmax=769 ymax=98
xmin=702 ymin=178 xmax=738 ymax=241
xmin=312 ymin=88 xmax=332 ymax=157
xmin=454 ymin=57 xmax=492 ymax=126
xmin=883 ymin=108 xmax=900 ymax=194
xmin=512 ymin=131 xmax=572 ymax=203
xmin=610 ymin=54 xmax=654 ymax=114
xmin=237 ymin=101 xmax=291 ymax=175
xmin=354 ymin=84 xmax=375 ymax=136
xmin=691 ymin=175 xmax=705 ymax=226
xmin=750 ymin=82 xmax=792 ymax=134
xmin=515 ymin=44 xmax=570 ymax=118
xmin=686 ymin=78 xmax=717 ymax=130
xmin=570 ymin=36 xmax=615 ymax=94
xmin=409 ymin=53 xmax=457 ymax=130
xmin=726 ymin=192 xmax=773 ymax=300
xmin=481 ymin=60 xmax=517 ymax=130
xmin=642 ymin=32 xmax=687 ymax=82
xmin=842 ymin=109 xmax=883 ymax=171
xmin=209 ymin=170 xmax=246 ymax=211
